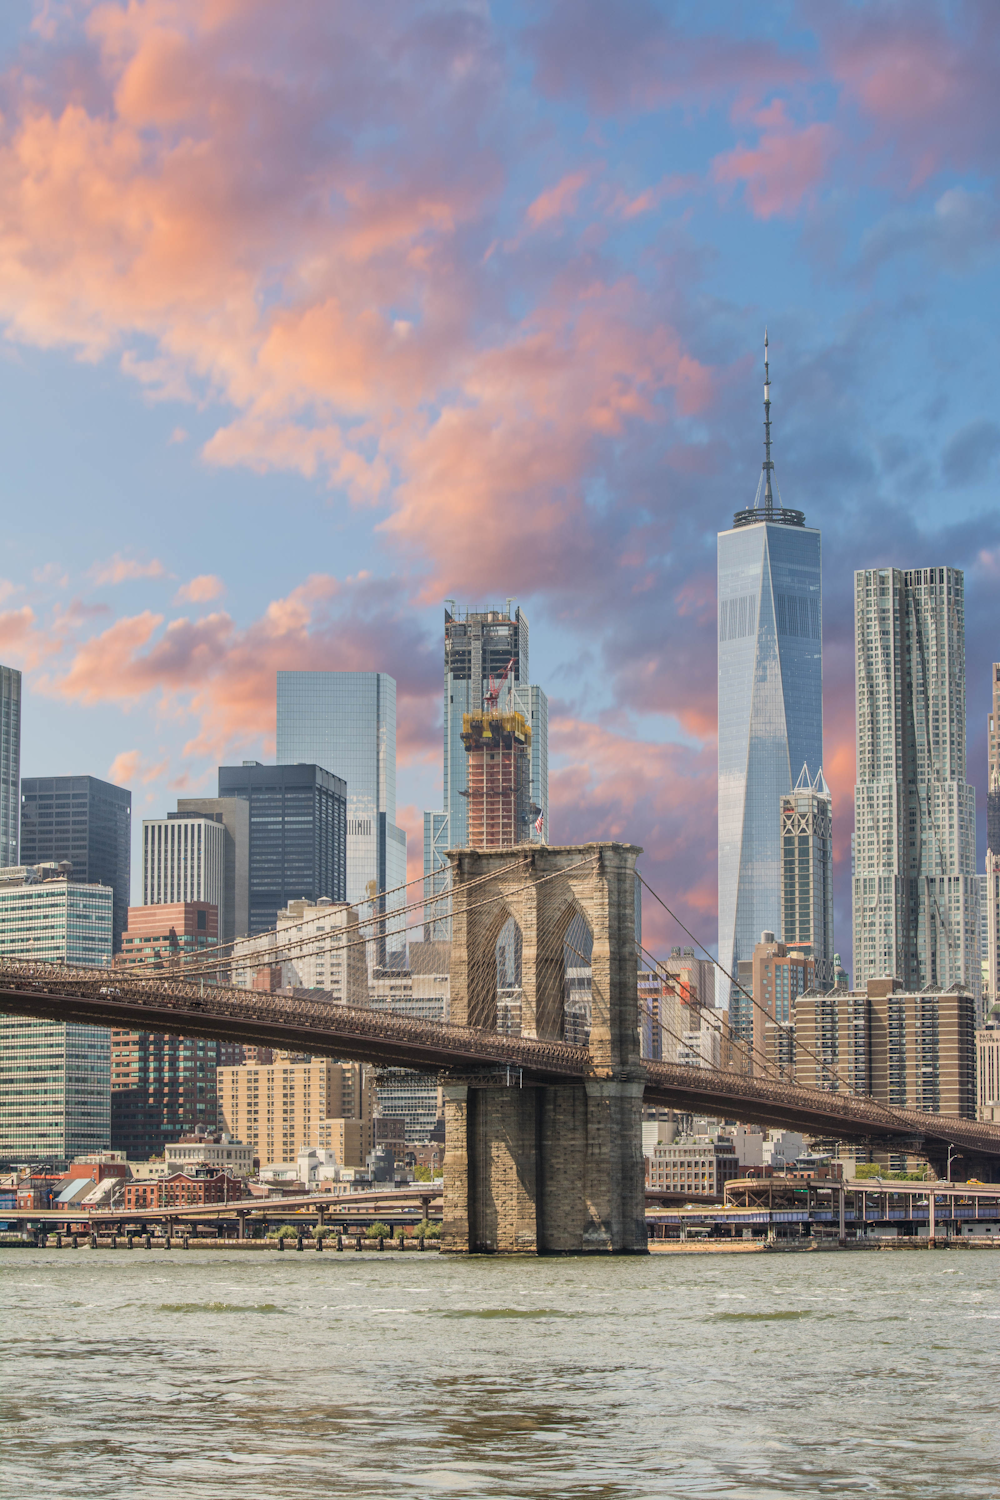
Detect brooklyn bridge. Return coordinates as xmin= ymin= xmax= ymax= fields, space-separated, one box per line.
xmin=3 ymin=842 xmax=998 ymax=1252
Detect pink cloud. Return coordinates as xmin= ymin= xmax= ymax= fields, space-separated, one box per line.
xmin=824 ymin=5 xmax=1000 ymax=187
xmin=174 ymin=574 xmax=225 ymax=604
xmin=91 ymin=555 xmax=167 ymax=586
xmin=526 ymin=169 xmax=591 ymax=228
xmin=712 ymin=104 xmax=836 ymax=219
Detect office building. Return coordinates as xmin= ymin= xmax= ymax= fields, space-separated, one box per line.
xmin=367 ymin=941 xmax=450 ymax=1021
xmin=976 ymin=1026 xmax=1000 ymax=1120
xmin=509 ymin=682 xmax=549 ymax=842
xmin=989 ymin=663 xmax=1000 ymax=855
xmin=423 ymin=606 xmax=548 ymax=935
xmin=276 ymin=671 xmax=406 ymax=952
xmin=111 ymin=902 xmax=221 ymax=1157
xmin=750 ymin=932 xmax=814 ymax=1075
xmin=0 ymin=665 xmax=20 ymax=867
xmin=119 ymin=900 xmax=218 ymax=970
xmin=231 ymin=897 xmax=368 ymax=1003
xmin=780 ymin=768 xmax=834 ymax=989
xmin=217 ymin=1055 xmax=373 ymax=1166
xmin=217 ymin=762 xmax=347 ymax=935
xmin=374 ymin=1070 xmax=442 ymax=1142
xmin=717 ymin=337 xmax=823 ymax=1047
xmin=176 ymin=796 xmax=251 ymax=942
xmin=163 ymin=1131 xmax=254 ymax=1177
xmin=110 ymin=1031 xmax=221 ymax=1158
xmin=852 ymin=566 xmax=978 ymax=996
xmin=19 ymin=775 xmax=131 ymax=952
xmin=141 ymin=814 xmax=226 ymax=912
xmin=645 ymin=1139 xmax=742 ymax=1195
xmin=0 ymin=865 xmax=113 ymax=1162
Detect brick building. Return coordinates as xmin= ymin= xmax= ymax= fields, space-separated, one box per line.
xmin=123 ymin=1167 xmax=247 ymax=1211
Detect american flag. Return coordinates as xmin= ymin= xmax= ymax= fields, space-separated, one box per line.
xmin=535 ymin=812 xmax=544 ymax=835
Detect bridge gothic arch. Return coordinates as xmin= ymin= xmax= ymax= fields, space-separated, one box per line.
xmin=443 ymin=841 xmax=647 ymax=1255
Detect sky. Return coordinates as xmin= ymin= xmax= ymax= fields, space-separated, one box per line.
xmin=0 ymin=0 xmax=998 ymax=967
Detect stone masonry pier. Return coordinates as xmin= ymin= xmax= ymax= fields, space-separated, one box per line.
xmin=441 ymin=843 xmax=648 ymax=1254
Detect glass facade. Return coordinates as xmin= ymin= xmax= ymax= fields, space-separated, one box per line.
xmin=217 ymin=763 xmax=346 ymax=936
xmin=0 ymin=873 xmax=113 ymax=1163
xmin=0 ymin=665 xmax=20 ymax=867
xmin=852 ymin=567 xmax=978 ymax=998
xmin=717 ymin=519 xmax=823 ymax=1041
xmin=780 ymin=770 xmax=834 ymax=990
xmin=20 ymin=775 xmax=131 ymax=953
xmin=276 ymin=671 xmax=406 ymax=953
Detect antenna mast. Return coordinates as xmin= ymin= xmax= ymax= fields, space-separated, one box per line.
xmin=762 ymin=328 xmax=774 ymax=516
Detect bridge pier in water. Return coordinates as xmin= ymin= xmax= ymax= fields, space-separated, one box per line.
xmin=441 ymin=842 xmax=648 ymax=1255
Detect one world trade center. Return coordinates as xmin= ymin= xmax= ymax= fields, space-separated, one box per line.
xmin=717 ymin=334 xmax=823 ymax=1045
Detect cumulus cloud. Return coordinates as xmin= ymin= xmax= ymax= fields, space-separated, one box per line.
xmin=712 ymin=104 xmax=836 ymax=219
xmin=91 ymin=555 xmax=167 ymax=586
xmin=174 ymin=574 xmax=225 ymax=604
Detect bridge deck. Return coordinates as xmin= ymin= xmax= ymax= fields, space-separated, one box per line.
xmin=2 ymin=960 xmax=999 ymax=1159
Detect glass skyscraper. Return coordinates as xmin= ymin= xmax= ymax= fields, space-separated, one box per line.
xmin=852 ymin=566 xmax=978 ymax=999
xmin=717 ymin=337 xmax=823 ymax=1044
xmin=217 ymin=762 xmax=347 ymax=936
xmin=0 ymin=868 xmax=113 ymax=1163
xmin=20 ymin=775 xmax=131 ymax=952
xmin=0 ymin=665 xmax=20 ymax=867
xmin=275 ymin=672 xmax=406 ymax=953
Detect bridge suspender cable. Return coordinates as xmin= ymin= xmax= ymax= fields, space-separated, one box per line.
xmin=635 ymin=872 xmax=859 ymax=1100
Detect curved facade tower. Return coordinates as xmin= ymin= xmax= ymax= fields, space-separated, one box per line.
xmin=717 ymin=335 xmax=823 ymax=1047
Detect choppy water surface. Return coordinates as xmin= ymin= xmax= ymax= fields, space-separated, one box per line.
xmin=3 ymin=1247 xmax=999 ymax=1498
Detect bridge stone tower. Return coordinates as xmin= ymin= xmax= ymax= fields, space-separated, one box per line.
xmin=441 ymin=842 xmax=647 ymax=1254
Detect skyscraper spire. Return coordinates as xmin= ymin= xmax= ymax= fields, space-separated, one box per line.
xmin=762 ymin=327 xmax=774 ymax=516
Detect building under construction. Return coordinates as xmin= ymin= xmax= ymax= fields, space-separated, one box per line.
xmin=460 ymin=710 xmax=533 ymax=849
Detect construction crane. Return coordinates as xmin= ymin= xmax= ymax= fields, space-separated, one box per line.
xmin=483 ymin=656 xmax=516 ymax=711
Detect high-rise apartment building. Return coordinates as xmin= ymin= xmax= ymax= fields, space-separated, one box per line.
xmin=985 ymin=852 xmax=1000 ymax=1007
xmin=989 ymin=664 xmax=1000 ymax=855
xmin=276 ymin=672 xmax=407 ymax=953
xmin=20 ymin=775 xmax=131 ymax=951
xmin=0 ymin=665 xmax=21 ymax=867
xmin=217 ymin=763 xmax=347 ymax=935
xmin=460 ymin=708 xmax=533 ymax=847
xmin=793 ymin=977 xmax=975 ymax=1120
xmin=231 ymin=897 xmax=369 ymax=1002
xmin=852 ymin=566 xmax=978 ymax=996
xmin=176 ymin=797 xmax=250 ymax=942
xmin=717 ymin=337 xmax=823 ymax=1045
xmin=750 ymin=931 xmax=813 ymax=1075
xmin=217 ymin=1055 xmax=373 ymax=1166
xmin=0 ymin=865 xmax=113 ymax=1162
xmin=141 ymin=813 xmax=226 ymax=912
xmin=780 ymin=768 xmax=834 ymax=990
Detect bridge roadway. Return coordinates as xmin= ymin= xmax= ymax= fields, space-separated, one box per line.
xmin=3 ymin=959 xmax=1000 ymax=1166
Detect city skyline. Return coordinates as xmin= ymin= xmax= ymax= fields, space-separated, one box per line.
xmin=0 ymin=8 xmax=997 ymax=976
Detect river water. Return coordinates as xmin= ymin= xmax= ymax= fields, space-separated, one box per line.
xmin=3 ymin=1246 xmax=999 ymax=1499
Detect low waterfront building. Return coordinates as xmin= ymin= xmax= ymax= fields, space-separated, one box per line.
xmin=645 ymin=1138 xmax=741 ymax=1195
xmin=163 ymin=1130 xmax=254 ymax=1177
xmin=123 ymin=1167 xmax=248 ymax=1211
